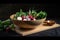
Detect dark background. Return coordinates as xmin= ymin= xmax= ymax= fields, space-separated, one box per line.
xmin=0 ymin=3 xmax=59 ymax=20
xmin=0 ymin=3 xmax=60 ymax=37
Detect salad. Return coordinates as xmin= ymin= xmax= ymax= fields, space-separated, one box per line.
xmin=0 ymin=19 xmax=15 ymax=31
xmin=14 ymin=9 xmax=47 ymax=21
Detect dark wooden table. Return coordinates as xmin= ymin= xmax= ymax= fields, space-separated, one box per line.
xmin=0 ymin=19 xmax=60 ymax=37
xmin=0 ymin=4 xmax=60 ymax=37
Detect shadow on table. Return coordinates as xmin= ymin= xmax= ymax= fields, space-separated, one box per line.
xmin=0 ymin=26 xmax=60 ymax=37
xmin=25 ymin=26 xmax=60 ymax=37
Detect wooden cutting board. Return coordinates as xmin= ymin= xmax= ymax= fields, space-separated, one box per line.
xmin=14 ymin=23 xmax=60 ymax=36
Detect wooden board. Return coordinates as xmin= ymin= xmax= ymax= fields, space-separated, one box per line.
xmin=14 ymin=23 xmax=60 ymax=36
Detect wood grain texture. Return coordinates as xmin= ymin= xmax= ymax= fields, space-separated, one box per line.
xmin=14 ymin=23 xmax=60 ymax=36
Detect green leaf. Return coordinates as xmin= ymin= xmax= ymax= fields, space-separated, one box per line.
xmin=19 ymin=9 xmax=27 ymax=16
xmin=25 ymin=12 xmax=28 ymax=16
xmin=10 ymin=24 xmax=15 ymax=29
xmin=4 ymin=25 xmax=8 ymax=29
xmin=22 ymin=12 xmax=27 ymax=16
xmin=16 ymin=12 xmax=20 ymax=17
xmin=2 ymin=19 xmax=11 ymax=25
xmin=0 ymin=20 xmax=3 ymax=27
xmin=36 ymin=11 xmax=47 ymax=19
xmin=31 ymin=10 xmax=37 ymax=13
xmin=31 ymin=10 xmax=37 ymax=17
xmin=0 ymin=20 xmax=4 ymax=30
xmin=0 ymin=20 xmax=2 ymax=25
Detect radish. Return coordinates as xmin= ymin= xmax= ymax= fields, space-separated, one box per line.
xmin=25 ymin=16 xmax=30 ymax=21
xmin=29 ymin=15 xmax=33 ymax=19
xmin=23 ymin=19 xmax=27 ymax=21
xmin=22 ymin=16 xmax=26 ymax=19
xmin=21 ymin=15 xmax=26 ymax=21
xmin=27 ymin=18 xmax=31 ymax=21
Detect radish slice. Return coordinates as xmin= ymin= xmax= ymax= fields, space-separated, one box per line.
xmin=27 ymin=18 xmax=31 ymax=21
xmin=23 ymin=19 xmax=27 ymax=21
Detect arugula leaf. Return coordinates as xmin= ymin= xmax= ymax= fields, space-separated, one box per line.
xmin=31 ymin=10 xmax=37 ymax=17
xmin=31 ymin=10 xmax=37 ymax=13
xmin=19 ymin=9 xmax=22 ymax=16
xmin=22 ymin=12 xmax=27 ymax=16
xmin=0 ymin=20 xmax=2 ymax=26
xmin=0 ymin=20 xmax=4 ymax=30
xmin=2 ymin=19 xmax=11 ymax=25
xmin=19 ymin=9 xmax=26 ymax=16
xmin=4 ymin=25 xmax=8 ymax=29
xmin=16 ymin=12 xmax=20 ymax=17
xmin=25 ymin=12 xmax=28 ymax=16
xmin=36 ymin=11 xmax=47 ymax=19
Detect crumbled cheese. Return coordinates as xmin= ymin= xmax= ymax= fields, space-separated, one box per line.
xmin=17 ymin=17 xmax=22 ymax=20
